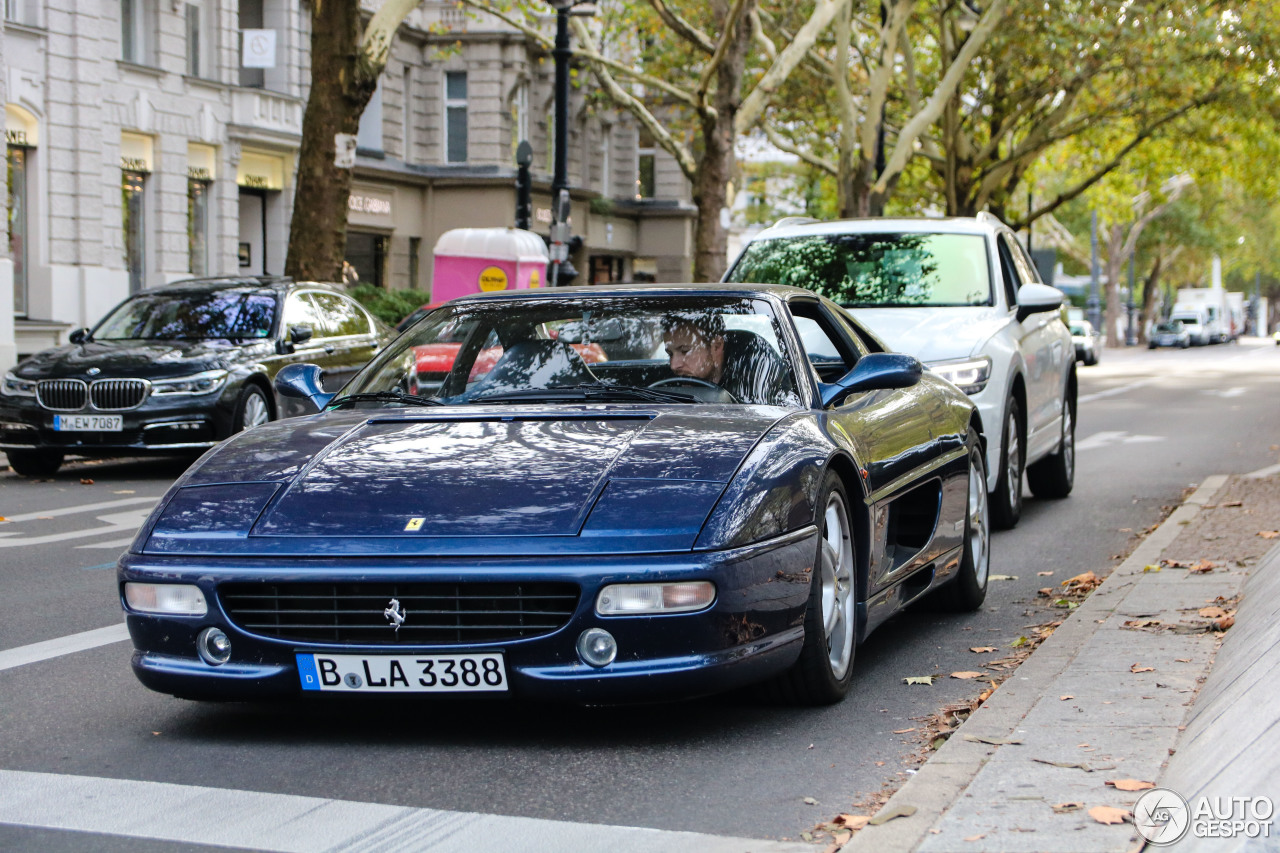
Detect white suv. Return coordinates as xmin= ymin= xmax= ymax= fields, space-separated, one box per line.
xmin=726 ymin=214 xmax=1076 ymax=529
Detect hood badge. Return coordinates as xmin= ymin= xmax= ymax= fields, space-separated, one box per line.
xmin=86 ymin=367 xmax=101 ymax=376
xmin=383 ymin=598 xmax=406 ymax=633
xmin=404 ymin=517 xmax=425 ymax=532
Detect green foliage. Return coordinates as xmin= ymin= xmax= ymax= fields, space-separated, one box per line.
xmin=348 ymin=285 xmax=431 ymax=326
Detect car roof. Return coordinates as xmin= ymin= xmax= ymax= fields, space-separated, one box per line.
xmin=448 ymin=282 xmax=816 ymax=305
xmin=746 ymin=215 xmax=1000 ymax=243
xmin=141 ymin=276 xmax=345 ymax=296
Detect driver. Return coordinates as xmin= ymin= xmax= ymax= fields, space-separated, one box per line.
xmin=662 ymin=313 xmax=726 ymax=385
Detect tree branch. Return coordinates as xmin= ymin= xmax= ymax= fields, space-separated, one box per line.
xmin=648 ymin=0 xmax=716 ymax=53
xmin=761 ymin=124 xmax=838 ymax=175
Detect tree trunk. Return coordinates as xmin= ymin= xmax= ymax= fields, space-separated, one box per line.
xmin=1103 ymin=224 xmax=1125 ymax=348
xmin=284 ymin=0 xmax=378 ymax=283
xmin=691 ymin=1 xmax=754 ymax=282
xmin=1137 ymin=254 xmax=1162 ymax=344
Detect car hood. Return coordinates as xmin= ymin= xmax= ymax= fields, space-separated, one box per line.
xmin=845 ymin=306 xmax=1008 ymax=363
xmin=141 ymin=406 xmax=790 ymax=556
xmin=13 ymin=339 xmax=261 ymax=380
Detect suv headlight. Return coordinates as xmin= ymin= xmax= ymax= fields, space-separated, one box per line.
xmin=1 ymin=372 xmax=37 ymax=397
xmin=928 ymin=357 xmax=991 ymax=395
xmin=150 ymin=369 xmax=229 ymax=396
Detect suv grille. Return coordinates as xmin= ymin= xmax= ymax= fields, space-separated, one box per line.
xmin=36 ymin=379 xmax=88 ymax=411
xmin=220 ymin=581 xmax=581 ymax=645
xmin=89 ymin=379 xmax=149 ymax=410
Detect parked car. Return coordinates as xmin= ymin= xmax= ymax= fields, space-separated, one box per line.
xmin=119 ymin=284 xmax=989 ymax=706
xmin=1169 ymin=308 xmax=1209 ymax=346
xmin=725 ymin=213 xmax=1076 ymax=530
xmin=1070 ymin=320 xmax=1102 ymax=365
xmin=1149 ymin=320 xmax=1191 ymax=349
xmin=0 ymin=276 xmax=390 ymax=477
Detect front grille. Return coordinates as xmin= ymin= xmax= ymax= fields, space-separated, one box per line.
xmin=89 ymin=379 xmax=149 ymax=410
xmin=36 ymin=379 xmax=88 ymax=411
xmin=220 ymin=581 xmax=581 ymax=645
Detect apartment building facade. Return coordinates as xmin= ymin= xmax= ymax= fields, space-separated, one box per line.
xmin=1 ymin=0 xmax=695 ymax=373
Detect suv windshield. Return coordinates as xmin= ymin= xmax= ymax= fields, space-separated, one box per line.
xmin=343 ymin=294 xmax=802 ymax=408
xmin=95 ymin=290 xmax=277 ymax=341
xmin=728 ymin=232 xmax=992 ymax=307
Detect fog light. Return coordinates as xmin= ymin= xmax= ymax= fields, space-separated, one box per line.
xmin=196 ymin=627 xmax=232 ymax=666
xmin=596 ymin=581 xmax=716 ymax=615
xmin=576 ymin=628 xmax=617 ymax=668
xmin=124 ymin=582 xmax=207 ymax=616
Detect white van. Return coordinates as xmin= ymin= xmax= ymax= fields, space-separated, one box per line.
xmin=1170 ymin=309 xmax=1208 ymax=346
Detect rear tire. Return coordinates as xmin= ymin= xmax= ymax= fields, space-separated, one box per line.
xmin=762 ymin=471 xmax=856 ymax=706
xmin=6 ymin=448 xmax=64 ymax=477
xmin=990 ymin=398 xmax=1024 ymax=530
xmin=232 ymin=385 xmax=272 ymax=433
xmin=1027 ymin=397 xmax=1075 ymax=499
xmin=933 ymin=446 xmax=990 ymax=611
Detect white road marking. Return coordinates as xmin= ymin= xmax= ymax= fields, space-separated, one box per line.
xmin=1077 ymin=377 xmax=1160 ymax=405
xmin=76 ymin=537 xmax=137 ymax=550
xmin=0 ymin=769 xmax=807 ymax=853
xmin=0 ymin=508 xmax=152 ymax=548
xmin=1204 ymin=386 xmax=1247 ymax=398
xmin=0 ymin=624 xmax=130 ymax=672
xmin=1075 ymin=431 xmax=1165 ymax=452
xmin=0 ymin=496 xmax=158 ymax=524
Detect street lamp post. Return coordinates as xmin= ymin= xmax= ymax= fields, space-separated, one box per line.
xmin=547 ymin=0 xmax=592 ymax=285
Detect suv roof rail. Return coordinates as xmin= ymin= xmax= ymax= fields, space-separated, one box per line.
xmin=768 ymin=216 xmax=821 ymax=229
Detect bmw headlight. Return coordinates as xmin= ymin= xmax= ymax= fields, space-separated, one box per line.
xmin=151 ymin=369 xmax=229 ymax=396
xmin=928 ymin=357 xmax=991 ymax=395
xmin=1 ymin=372 xmax=36 ymax=397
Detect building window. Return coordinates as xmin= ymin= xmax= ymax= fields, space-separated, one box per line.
xmin=121 ymin=0 xmax=154 ymax=65
xmin=445 ymin=71 xmax=468 ymax=164
xmin=403 ymin=65 xmax=415 ymax=163
xmin=636 ymin=130 xmax=656 ymax=199
xmin=188 ymin=177 xmax=212 ymax=276
xmin=7 ymin=145 xmax=28 ymax=316
xmin=185 ymin=2 xmax=209 ymax=77
xmin=238 ymin=0 xmax=264 ymax=87
xmin=345 ymin=231 xmax=388 ymax=289
xmin=123 ymin=171 xmax=147 ymax=293
xmin=510 ymin=82 xmax=528 ymax=160
xmin=408 ymin=236 xmax=421 ymax=290
xmin=5 ymin=0 xmax=37 ymax=26
xmin=357 ymin=77 xmax=384 ymax=153
xmin=599 ymin=124 xmax=612 ymax=196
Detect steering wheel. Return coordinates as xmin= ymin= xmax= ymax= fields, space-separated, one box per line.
xmin=649 ymin=376 xmax=739 ymax=403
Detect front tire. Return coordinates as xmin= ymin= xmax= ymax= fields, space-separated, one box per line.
xmin=7 ymin=448 xmax=64 ymax=477
xmin=764 ymin=471 xmax=856 ymax=706
xmin=232 ymin=385 xmax=272 ymax=433
xmin=1027 ymin=397 xmax=1075 ymax=499
xmin=933 ymin=446 xmax=990 ymax=611
xmin=990 ymin=398 xmax=1024 ymax=530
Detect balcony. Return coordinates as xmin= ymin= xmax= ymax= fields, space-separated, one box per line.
xmin=231 ymin=89 xmax=304 ymax=139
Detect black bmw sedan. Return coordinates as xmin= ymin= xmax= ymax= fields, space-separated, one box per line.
xmin=0 ymin=276 xmax=389 ymax=476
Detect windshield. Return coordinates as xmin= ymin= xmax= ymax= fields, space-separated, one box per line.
xmin=95 ymin=290 xmax=277 ymax=341
xmin=341 ymin=294 xmax=802 ymax=408
xmin=728 ymin=232 xmax=992 ymax=307
xmin=1156 ymin=322 xmax=1184 ymax=333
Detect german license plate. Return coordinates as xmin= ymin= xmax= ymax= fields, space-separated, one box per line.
xmin=53 ymin=414 xmax=123 ymax=432
xmin=296 ymin=652 xmax=508 ymax=693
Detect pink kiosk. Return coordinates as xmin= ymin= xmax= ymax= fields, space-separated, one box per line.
xmin=431 ymin=227 xmax=549 ymax=301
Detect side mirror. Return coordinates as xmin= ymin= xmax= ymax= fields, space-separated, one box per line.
xmin=1015 ymin=283 xmax=1065 ymax=322
xmin=68 ymin=328 xmax=90 ymax=344
xmin=819 ymin=353 xmax=922 ymax=407
xmin=274 ymin=363 xmax=334 ymax=410
xmin=290 ymin=325 xmax=314 ymax=345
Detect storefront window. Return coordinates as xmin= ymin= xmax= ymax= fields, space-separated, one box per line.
xmin=345 ymin=231 xmax=388 ymax=289
xmin=122 ymin=170 xmax=147 ymax=292
xmin=636 ymin=130 xmax=656 ymax=199
xmin=188 ymin=177 xmax=212 ymax=276
xmin=7 ymin=144 xmax=27 ymax=315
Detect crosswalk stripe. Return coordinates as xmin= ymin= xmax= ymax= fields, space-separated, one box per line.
xmin=0 ymin=770 xmax=807 ymax=853
xmin=0 ymin=624 xmax=130 ymax=672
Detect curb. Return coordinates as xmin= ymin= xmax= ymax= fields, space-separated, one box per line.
xmin=844 ymin=475 xmax=1231 ymax=852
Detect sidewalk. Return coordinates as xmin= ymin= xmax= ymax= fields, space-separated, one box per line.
xmin=846 ymin=472 xmax=1280 ymax=852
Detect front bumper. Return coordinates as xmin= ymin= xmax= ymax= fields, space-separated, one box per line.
xmin=0 ymin=393 xmax=234 ymax=455
xmin=119 ymin=528 xmax=818 ymax=703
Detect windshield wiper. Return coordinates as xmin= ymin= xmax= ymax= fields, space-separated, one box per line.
xmin=327 ymin=391 xmax=445 ymax=409
xmin=470 ymin=383 xmax=696 ymax=404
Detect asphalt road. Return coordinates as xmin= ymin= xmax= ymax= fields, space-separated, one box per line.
xmin=1 ymin=340 xmax=1277 ymax=850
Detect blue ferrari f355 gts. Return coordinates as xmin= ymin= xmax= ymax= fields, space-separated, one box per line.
xmin=119 ymin=284 xmax=990 ymax=706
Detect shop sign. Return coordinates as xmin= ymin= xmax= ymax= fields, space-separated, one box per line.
xmin=478 ymin=266 xmax=509 ymax=292
xmin=237 ymin=150 xmax=286 ymax=190
xmin=188 ymin=143 xmax=217 ymax=182
xmin=6 ymin=129 xmax=28 ymax=146
xmin=6 ymin=104 xmax=39 ymax=147
xmin=120 ymin=132 xmax=154 ymax=173
xmin=349 ymin=194 xmax=392 ymax=216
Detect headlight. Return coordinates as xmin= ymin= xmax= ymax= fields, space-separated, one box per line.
xmin=124 ymin=582 xmax=208 ymax=615
xmin=1 ymin=372 xmax=36 ymax=397
xmin=928 ymin=357 xmax=992 ymax=395
xmin=596 ymin=581 xmax=716 ymax=615
xmin=150 ymin=369 xmax=229 ymax=396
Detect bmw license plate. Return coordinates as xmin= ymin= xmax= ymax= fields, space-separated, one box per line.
xmin=53 ymin=414 xmax=123 ymax=432
xmin=296 ymin=652 xmax=507 ymax=693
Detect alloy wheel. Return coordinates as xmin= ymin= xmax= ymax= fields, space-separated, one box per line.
xmin=820 ymin=492 xmax=856 ymax=679
xmin=968 ymin=454 xmax=990 ymax=588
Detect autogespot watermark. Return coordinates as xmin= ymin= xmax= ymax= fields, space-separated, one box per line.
xmin=1133 ymin=788 xmax=1274 ymax=846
